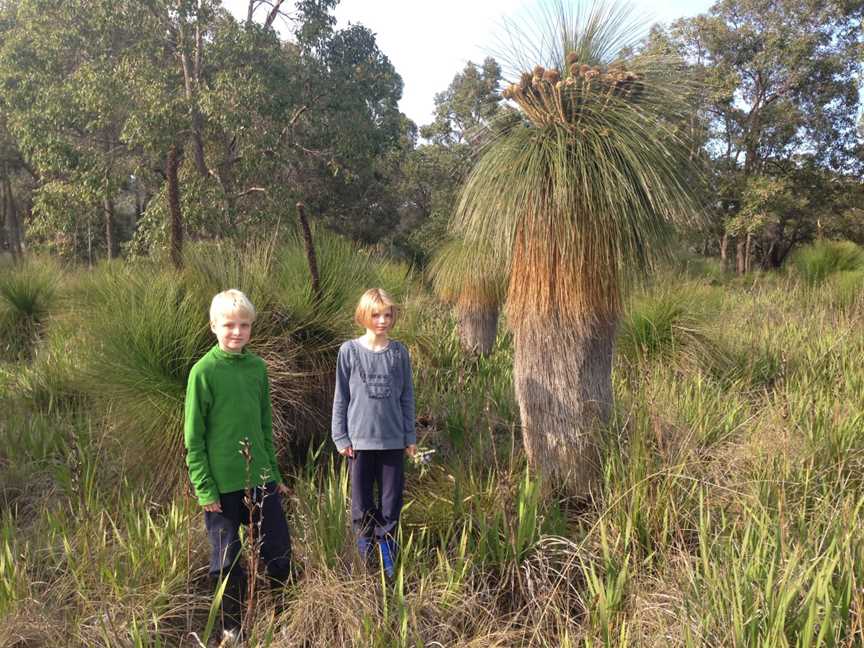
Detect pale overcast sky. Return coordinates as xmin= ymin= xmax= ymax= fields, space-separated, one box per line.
xmin=222 ymin=1 xmax=715 ymax=126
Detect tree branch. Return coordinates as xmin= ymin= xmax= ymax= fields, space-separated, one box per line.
xmin=233 ymin=186 xmax=268 ymax=199
xmin=265 ymin=0 xmax=287 ymax=28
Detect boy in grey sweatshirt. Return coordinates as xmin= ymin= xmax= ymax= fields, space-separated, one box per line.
xmin=332 ymin=288 xmax=416 ymax=576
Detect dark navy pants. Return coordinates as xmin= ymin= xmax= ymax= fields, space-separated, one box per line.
xmin=204 ymin=482 xmax=292 ymax=628
xmin=350 ymin=449 xmax=405 ymax=540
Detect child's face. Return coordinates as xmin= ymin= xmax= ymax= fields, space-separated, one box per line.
xmin=368 ymin=306 xmax=393 ymax=337
xmin=211 ymin=310 xmax=252 ymax=353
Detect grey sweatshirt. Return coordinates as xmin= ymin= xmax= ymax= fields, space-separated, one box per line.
xmin=331 ymin=339 xmax=416 ymax=451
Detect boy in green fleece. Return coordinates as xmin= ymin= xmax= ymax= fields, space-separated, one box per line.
xmin=184 ymin=289 xmax=291 ymax=640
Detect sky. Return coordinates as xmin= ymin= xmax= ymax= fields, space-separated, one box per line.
xmin=223 ymin=0 xmax=715 ymax=127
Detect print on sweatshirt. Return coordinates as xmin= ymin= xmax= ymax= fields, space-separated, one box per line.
xmin=331 ymin=339 xmax=416 ymax=452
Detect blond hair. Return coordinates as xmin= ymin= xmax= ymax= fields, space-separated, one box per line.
xmin=354 ymin=288 xmax=399 ymax=329
xmin=209 ymin=289 xmax=257 ymax=323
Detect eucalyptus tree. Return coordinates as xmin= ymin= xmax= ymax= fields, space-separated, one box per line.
xmin=397 ymin=59 xmax=508 ymax=262
xmin=665 ymin=0 xmax=863 ymax=272
xmin=0 ymin=0 xmax=150 ymax=259
xmin=452 ymin=2 xmax=698 ymax=492
xmin=0 ymin=118 xmax=29 ymax=261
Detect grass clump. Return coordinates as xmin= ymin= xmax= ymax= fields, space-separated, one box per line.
xmin=790 ymin=239 xmax=864 ymax=285
xmin=617 ymin=287 xmax=722 ymax=375
xmin=0 ymin=258 xmax=59 ymax=360
xmin=73 ymin=263 xmax=212 ymax=494
xmin=826 ymin=269 xmax=863 ymax=310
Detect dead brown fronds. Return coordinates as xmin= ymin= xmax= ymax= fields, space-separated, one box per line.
xmin=0 ymin=599 xmax=68 ymax=648
xmin=272 ymin=569 xmax=380 ymax=647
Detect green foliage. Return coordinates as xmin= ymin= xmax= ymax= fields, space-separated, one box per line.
xmin=292 ymin=447 xmax=351 ymax=570
xmin=791 ymin=240 xmax=864 ymax=286
xmin=685 ymin=487 xmax=861 ymax=646
xmin=0 ymin=257 xmax=58 ymax=360
xmin=617 ymin=287 xmax=720 ymax=372
xmin=826 ymin=270 xmax=864 ymax=309
xmin=3 ymin=227 xmax=864 ymax=646
xmin=73 ymin=262 xmax=212 ymax=490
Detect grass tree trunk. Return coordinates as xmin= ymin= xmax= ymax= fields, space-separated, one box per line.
xmin=508 ymin=233 xmax=619 ymax=494
xmin=512 ymin=316 xmax=614 ymax=495
xmin=456 ymin=298 xmax=499 ymax=356
xmin=296 ymin=202 xmax=322 ymax=303
xmin=167 ymin=145 xmax=184 ymax=270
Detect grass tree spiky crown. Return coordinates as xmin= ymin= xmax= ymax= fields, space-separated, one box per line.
xmin=429 ymin=238 xmax=506 ymax=310
xmin=452 ymin=0 xmax=700 ymax=329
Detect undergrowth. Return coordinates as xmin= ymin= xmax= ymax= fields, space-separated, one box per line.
xmin=2 ymin=254 xmax=862 ymax=647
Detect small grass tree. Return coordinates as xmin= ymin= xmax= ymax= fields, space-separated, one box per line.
xmin=452 ymin=1 xmax=698 ymax=493
xmin=429 ymin=238 xmax=505 ymax=356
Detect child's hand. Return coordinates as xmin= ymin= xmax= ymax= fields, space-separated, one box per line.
xmin=405 ymin=444 xmax=417 ymax=458
xmin=339 ymin=445 xmax=355 ymax=458
xmin=203 ymin=501 xmax=222 ymax=513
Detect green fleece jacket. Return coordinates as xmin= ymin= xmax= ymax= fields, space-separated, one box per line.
xmin=184 ymin=344 xmax=283 ymax=506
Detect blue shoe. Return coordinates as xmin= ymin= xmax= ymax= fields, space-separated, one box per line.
xmin=357 ymin=537 xmax=373 ymax=565
xmin=378 ymin=537 xmax=397 ymax=579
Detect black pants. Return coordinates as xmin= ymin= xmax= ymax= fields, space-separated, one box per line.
xmin=350 ymin=449 xmax=405 ymax=540
xmin=204 ymin=482 xmax=292 ymax=629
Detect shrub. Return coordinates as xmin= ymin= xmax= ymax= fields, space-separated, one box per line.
xmin=790 ymin=240 xmax=864 ymax=286
xmin=0 ymin=258 xmax=59 ymax=360
xmin=73 ymin=262 xmax=213 ymax=493
xmin=617 ymin=287 xmax=722 ymax=374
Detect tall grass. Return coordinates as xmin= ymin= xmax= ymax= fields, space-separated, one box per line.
xmin=2 ymin=253 xmax=864 ymax=646
xmin=617 ymin=286 xmax=723 ymax=375
xmin=0 ymin=257 xmax=59 ymax=360
xmin=790 ymin=239 xmax=864 ymax=285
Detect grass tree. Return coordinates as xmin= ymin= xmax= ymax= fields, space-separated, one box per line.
xmin=429 ymin=238 xmax=505 ymax=356
xmin=452 ymin=1 xmax=698 ymax=493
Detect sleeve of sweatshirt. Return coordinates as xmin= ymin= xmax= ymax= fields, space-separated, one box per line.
xmin=400 ymin=344 xmax=417 ymax=446
xmin=331 ymin=343 xmax=352 ymax=451
xmin=260 ymin=363 xmax=283 ymax=485
xmin=184 ymin=365 xmax=219 ymax=506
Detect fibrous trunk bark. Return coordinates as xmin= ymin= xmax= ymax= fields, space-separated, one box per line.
xmin=456 ymin=303 xmax=498 ymax=356
xmin=167 ymin=144 xmax=184 ymax=270
xmin=296 ymin=202 xmax=322 ymax=302
xmin=513 ymin=316 xmax=615 ymax=495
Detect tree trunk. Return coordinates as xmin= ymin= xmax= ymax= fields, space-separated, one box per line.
xmin=167 ymin=144 xmax=184 ymax=270
xmin=296 ymin=202 xmax=322 ymax=302
xmin=179 ymin=19 xmax=208 ymax=178
xmin=774 ymin=241 xmax=794 ymax=268
xmin=512 ymin=316 xmax=615 ymax=495
xmin=720 ymin=232 xmax=729 ymax=270
xmin=735 ymin=238 xmax=746 ymax=275
xmin=104 ymin=193 xmax=117 ymax=259
xmin=1 ymin=170 xmax=23 ymax=261
xmin=456 ymin=302 xmax=498 ymax=356
xmin=744 ymin=232 xmax=753 ymax=274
